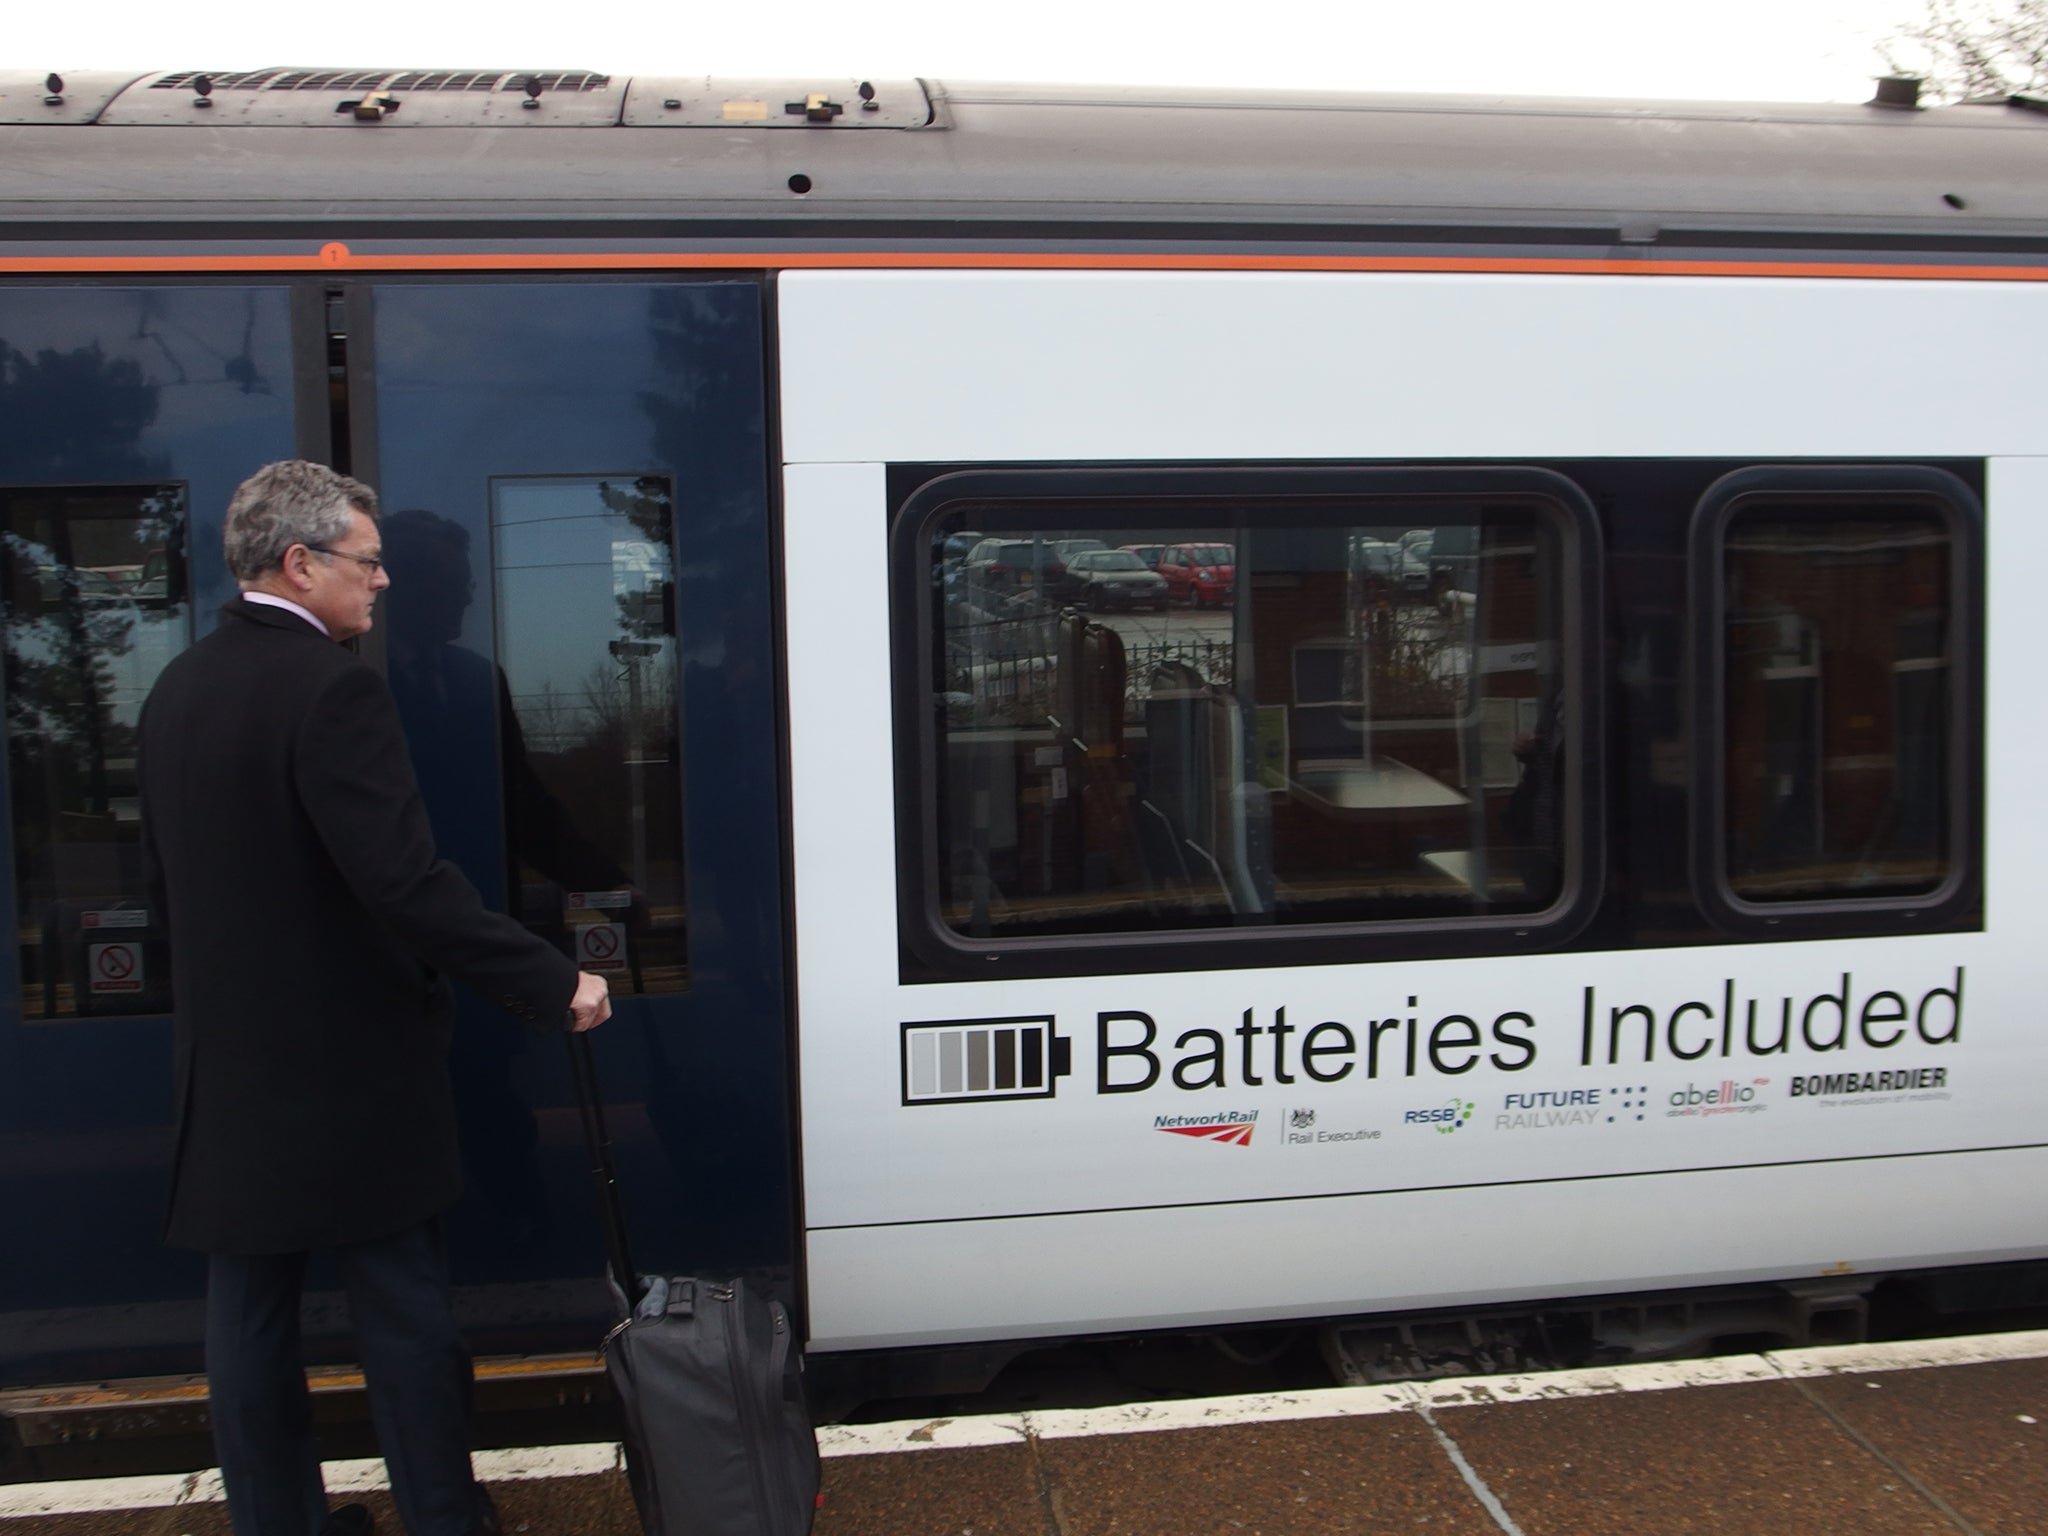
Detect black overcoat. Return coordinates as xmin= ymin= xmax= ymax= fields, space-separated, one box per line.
xmin=139 ymin=599 xmax=578 ymax=1253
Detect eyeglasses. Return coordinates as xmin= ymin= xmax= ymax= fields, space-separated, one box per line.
xmin=305 ymin=544 xmax=385 ymax=574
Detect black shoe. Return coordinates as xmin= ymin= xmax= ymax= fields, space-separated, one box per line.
xmin=323 ymin=1506 xmax=375 ymax=1536
xmin=474 ymin=1483 xmax=502 ymax=1536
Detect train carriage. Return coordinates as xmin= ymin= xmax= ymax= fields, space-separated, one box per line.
xmin=0 ymin=67 xmax=2044 ymax=1460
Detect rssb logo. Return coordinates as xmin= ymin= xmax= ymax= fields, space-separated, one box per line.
xmin=1404 ymin=1098 xmax=1474 ymax=1134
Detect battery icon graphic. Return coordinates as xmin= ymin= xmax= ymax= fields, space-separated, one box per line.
xmin=901 ymin=1016 xmax=1072 ymax=1105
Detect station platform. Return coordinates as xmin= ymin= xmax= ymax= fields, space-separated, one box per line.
xmin=3 ymin=1330 xmax=2043 ymax=1535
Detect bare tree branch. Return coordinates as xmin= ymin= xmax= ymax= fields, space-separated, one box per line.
xmin=1882 ymin=0 xmax=2048 ymax=101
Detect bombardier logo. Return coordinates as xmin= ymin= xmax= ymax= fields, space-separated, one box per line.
xmin=1155 ymin=1110 xmax=1257 ymax=1146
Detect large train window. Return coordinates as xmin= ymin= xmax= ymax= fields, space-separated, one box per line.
xmin=0 ymin=484 xmax=188 ymax=1017
xmin=487 ymin=476 xmax=687 ymax=993
xmin=897 ymin=468 xmax=1603 ymax=973
xmin=1690 ymin=466 xmax=1981 ymax=934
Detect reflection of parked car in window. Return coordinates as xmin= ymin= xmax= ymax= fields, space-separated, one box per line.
xmin=1157 ymin=542 xmax=1234 ymax=607
xmin=132 ymin=562 xmax=171 ymax=602
xmin=934 ymin=529 xmax=984 ymax=606
xmin=29 ymin=564 xmax=134 ymax=605
xmin=1426 ymin=523 xmax=1478 ymax=601
xmin=963 ymin=537 xmax=1052 ymax=582
xmin=959 ymin=537 xmax=1065 ymax=615
xmin=1351 ymin=536 xmax=1401 ymax=597
xmin=1055 ymin=549 xmax=1169 ymax=611
xmin=937 ymin=530 xmax=983 ymax=578
xmin=73 ymin=569 xmax=135 ymax=603
xmin=1120 ymin=542 xmax=1166 ymax=569
xmin=1397 ymin=530 xmax=1436 ymax=595
xmin=1051 ymin=538 xmax=1109 ymax=566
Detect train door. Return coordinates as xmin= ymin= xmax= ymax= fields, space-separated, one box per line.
xmin=351 ymin=279 xmax=794 ymax=1334
xmin=0 ymin=275 xmax=792 ymax=1395
xmin=0 ymin=283 xmax=301 ymax=1383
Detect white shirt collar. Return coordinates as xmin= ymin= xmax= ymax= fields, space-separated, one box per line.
xmin=241 ymin=590 xmax=331 ymax=638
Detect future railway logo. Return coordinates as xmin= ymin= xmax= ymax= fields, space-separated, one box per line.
xmin=1495 ymin=1086 xmax=1649 ymax=1131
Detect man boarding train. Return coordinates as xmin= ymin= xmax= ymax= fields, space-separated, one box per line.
xmin=139 ymin=461 xmax=613 ymax=1536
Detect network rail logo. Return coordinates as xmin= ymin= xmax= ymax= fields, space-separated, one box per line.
xmin=900 ymin=1016 xmax=1073 ymax=1106
xmin=1155 ymin=1111 xmax=1257 ymax=1147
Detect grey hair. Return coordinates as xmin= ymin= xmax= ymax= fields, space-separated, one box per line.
xmin=222 ymin=460 xmax=380 ymax=582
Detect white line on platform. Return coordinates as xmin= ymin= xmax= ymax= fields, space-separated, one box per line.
xmin=0 ymin=1443 xmax=622 ymax=1519
xmin=1416 ymin=1403 xmax=1527 ymax=1536
xmin=7 ymin=1329 xmax=2046 ymax=1517
xmin=812 ymin=1327 xmax=2048 ymax=1455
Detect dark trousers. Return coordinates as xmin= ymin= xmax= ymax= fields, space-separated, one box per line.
xmin=206 ymin=1219 xmax=478 ymax=1536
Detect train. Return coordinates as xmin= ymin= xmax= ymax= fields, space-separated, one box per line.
xmin=1 ymin=65 xmax=2045 ymax=1467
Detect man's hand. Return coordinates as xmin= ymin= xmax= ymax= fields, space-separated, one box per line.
xmin=568 ymin=971 xmax=612 ymax=1032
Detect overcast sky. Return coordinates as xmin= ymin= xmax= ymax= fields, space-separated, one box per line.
xmin=14 ymin=0 xmax=1932 ymax=105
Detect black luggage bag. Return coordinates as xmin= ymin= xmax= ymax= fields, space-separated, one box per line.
xmin=567 ymin=1030 xmax=821 ymax=1536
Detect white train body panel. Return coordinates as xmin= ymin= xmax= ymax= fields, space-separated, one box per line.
xmin=779 ymin=270 xmax=2048 ymax=1350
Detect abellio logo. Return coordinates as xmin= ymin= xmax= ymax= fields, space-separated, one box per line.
xmin=1666 ymin=1079 xmax=1769 ymax=1120
xmin=1155 ymin=1111 xmax=1258 ymax=1147
xmin=1403 ymin=1098 xmax=1474 ymax=1135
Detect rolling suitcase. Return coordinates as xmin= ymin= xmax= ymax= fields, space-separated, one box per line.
xmin=566 ymin=1029 xmax=821 ymax=1536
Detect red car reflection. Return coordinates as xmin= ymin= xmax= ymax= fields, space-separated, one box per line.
xmin=1156 ymin=541 xmax=1235 ymax=607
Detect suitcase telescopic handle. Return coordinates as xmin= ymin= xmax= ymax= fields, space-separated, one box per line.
xmin=565 ymin=1026 xmax=641 ymax=1303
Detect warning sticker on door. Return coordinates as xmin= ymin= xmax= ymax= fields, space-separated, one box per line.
xmin=89 ymin=941 xmax=145 ymax=994
xmin=575 ymin=922 xmax=627 ymax=971
xmin=82 ymin=909 xmax=149 ymax=930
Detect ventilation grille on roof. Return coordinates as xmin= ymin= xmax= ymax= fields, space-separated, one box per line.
xmin=150 ymin=69 xmax=612 ymax=93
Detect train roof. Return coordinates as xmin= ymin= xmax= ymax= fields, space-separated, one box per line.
xmin=3 ymin=70 xmax=2047 ymax=250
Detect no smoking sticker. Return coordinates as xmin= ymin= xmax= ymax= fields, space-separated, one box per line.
xmin=89 ymin=942 xmax=144 ymax=994
xmin=575 ymin=922 xmax=627 ymax=971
